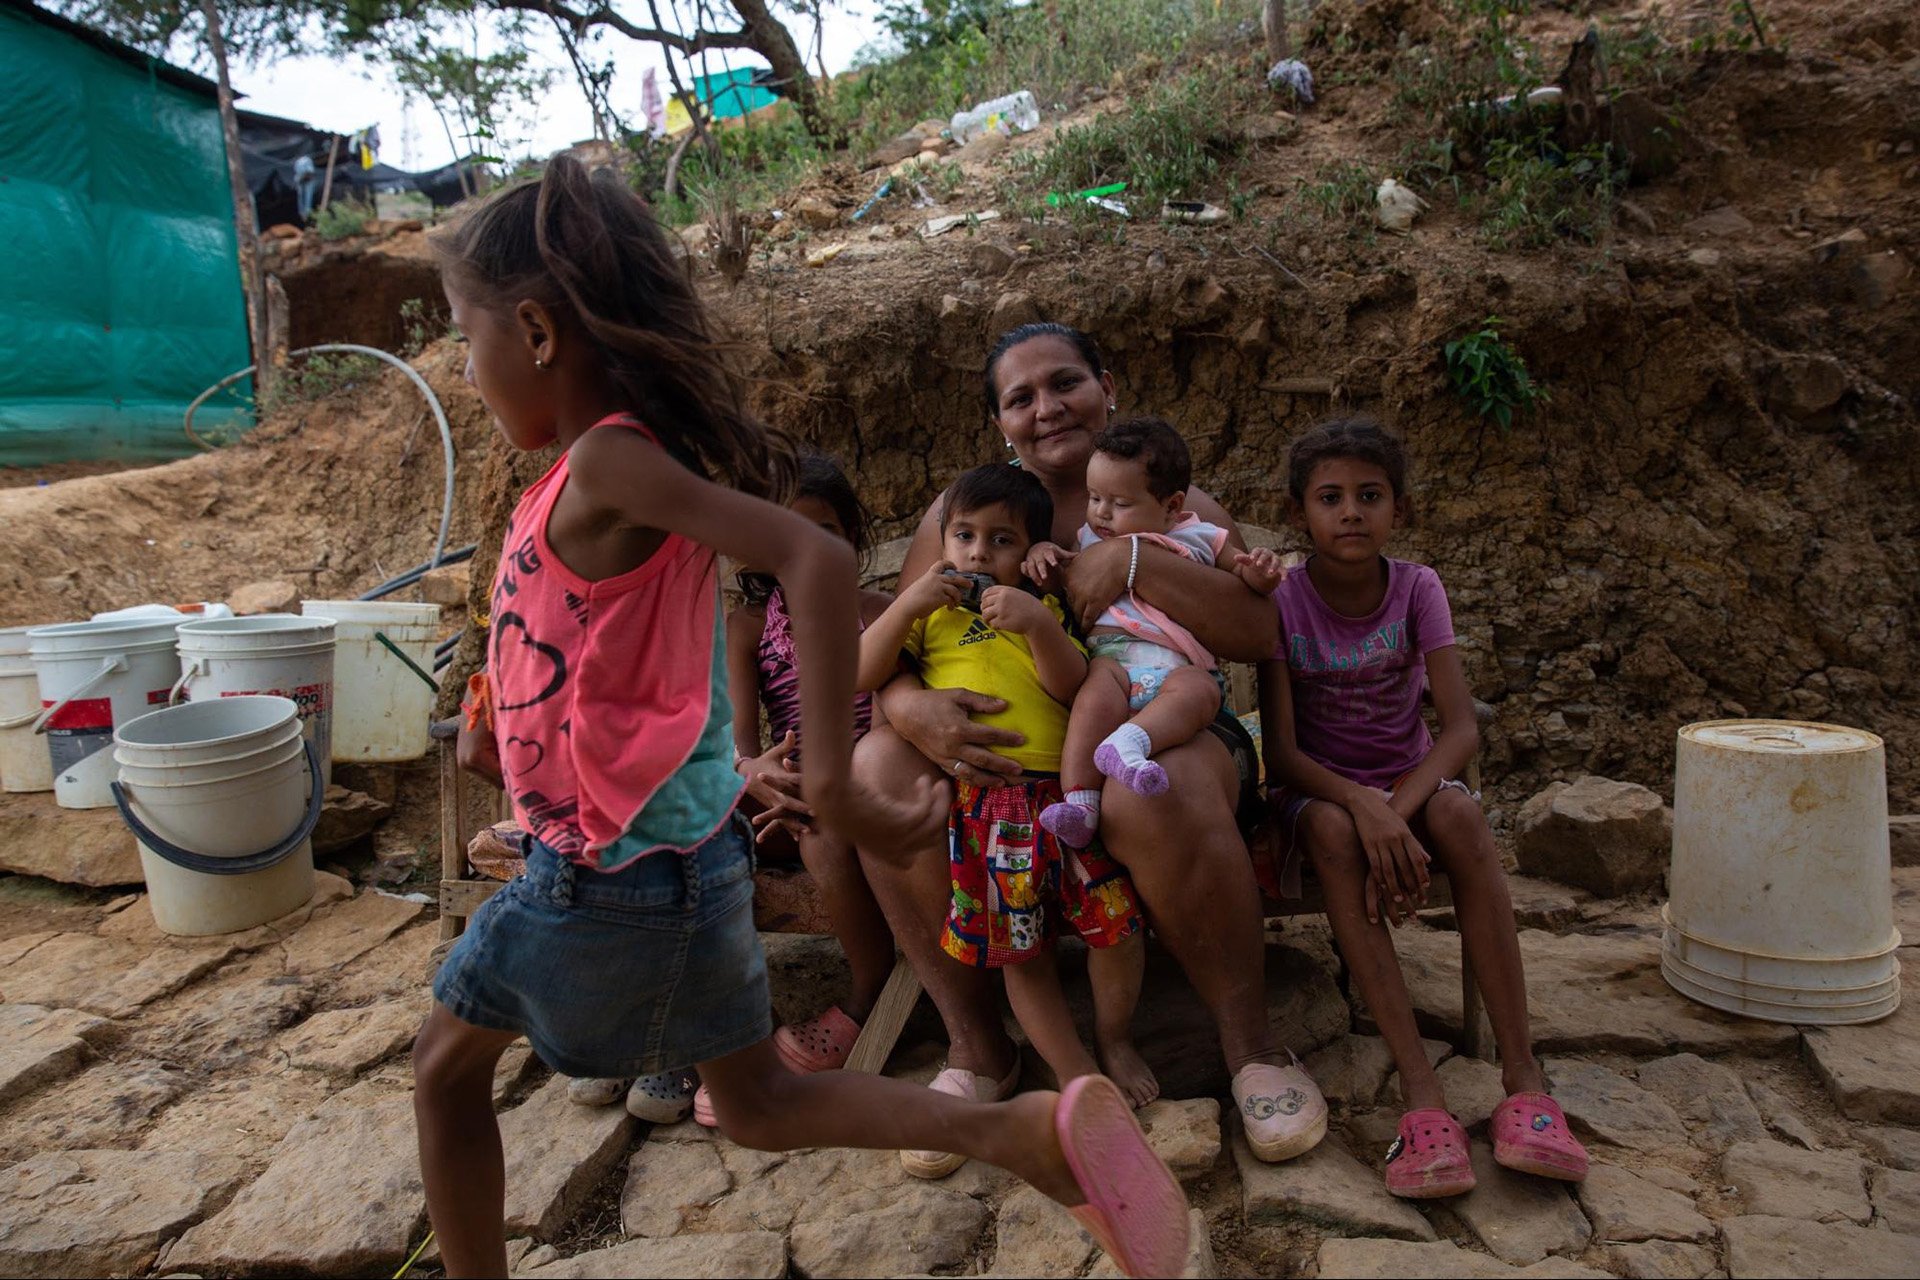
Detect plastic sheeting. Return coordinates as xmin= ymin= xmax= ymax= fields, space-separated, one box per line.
xmin=0 ymin=4 xmax=252 ymax=465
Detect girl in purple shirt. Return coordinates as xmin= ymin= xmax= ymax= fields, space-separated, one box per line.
xmin=1256 ymin=419 xmax=1590 ymax=1201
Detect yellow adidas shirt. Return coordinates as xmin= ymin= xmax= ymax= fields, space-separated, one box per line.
xmin=901 ymin=597 xmax=1084 ymax=773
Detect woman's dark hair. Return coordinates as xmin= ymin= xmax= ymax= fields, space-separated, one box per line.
xmin=941 ymin=463 xmax=1054 ymax=547
xmin=982 ymin=322 xmax=1107 ymax=417
xmin=432 ymin=155 xmax=796 ymax=501
xmin=1286 ymin=417 xmax=1413 ymax=517
xmin=1094 ymin=416 xmax=1191 ymax=500
xmin=736 ymin=450 xmax=871 ymax=605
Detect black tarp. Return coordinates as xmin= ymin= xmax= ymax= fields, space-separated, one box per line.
xmin=237 ymin=109 xmax=484 ymax=227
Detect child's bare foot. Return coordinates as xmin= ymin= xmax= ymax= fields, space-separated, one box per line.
xmin=1098 ymin=1037 xmax=1161 ymax=1108
xmin=989 ymin=1090 xmax=1085 ymax=1206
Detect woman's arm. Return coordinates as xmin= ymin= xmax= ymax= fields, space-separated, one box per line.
xmin=1066 ymin=539 xmax=1278 ymax=660
xmin=1388 ymin=646 xmax=1479 ymax=821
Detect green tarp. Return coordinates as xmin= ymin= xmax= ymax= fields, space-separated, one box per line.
xmin=0 ymin=4 xmax=252 ymax=465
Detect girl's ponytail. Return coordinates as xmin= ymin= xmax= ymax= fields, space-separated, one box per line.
xmin=435 ymin=155 xmax=798 ymax=502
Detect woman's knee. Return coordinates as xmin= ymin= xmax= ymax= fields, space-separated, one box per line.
xmin=1102 ymin=736 xmax=1235 ymax=837
xmin=411 ymin=1009 xmax=500 ymax=1094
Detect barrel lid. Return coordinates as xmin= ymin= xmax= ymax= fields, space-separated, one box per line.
xmin=1681 ymin=719 xmax=1882 ymax=755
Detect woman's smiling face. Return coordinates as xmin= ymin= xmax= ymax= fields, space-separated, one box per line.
xmin=989 ymin=334 xmax=1114 ymax=478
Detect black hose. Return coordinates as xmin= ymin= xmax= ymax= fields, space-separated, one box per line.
xmin=357 ymin=543 xmax=477 ymax=602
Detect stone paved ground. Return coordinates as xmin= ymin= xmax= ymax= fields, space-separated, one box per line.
xmin=1 ymin=854 xmax=1917 ymax=1277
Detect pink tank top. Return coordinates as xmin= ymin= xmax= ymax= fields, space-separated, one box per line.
xmin=489 ymin=414 xmax=744 ymax=868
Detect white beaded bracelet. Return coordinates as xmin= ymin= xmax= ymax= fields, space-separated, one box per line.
xmin=1126 ymin=535 xmax=1140 ymax=594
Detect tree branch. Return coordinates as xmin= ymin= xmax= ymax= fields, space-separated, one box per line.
xmin=486 ymin=0 xmax=749 ymax=55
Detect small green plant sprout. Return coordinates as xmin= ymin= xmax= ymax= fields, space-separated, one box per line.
xmin=1444 ymin=316 xmax=1547 ymax=431
xmin=313 ymin=201 xmax=371 ymax=241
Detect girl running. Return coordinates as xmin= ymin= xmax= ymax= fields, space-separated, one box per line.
xmin=417 ymin=156 xmax=1190 ymax=1278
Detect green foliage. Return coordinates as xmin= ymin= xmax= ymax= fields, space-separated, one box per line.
xmin=1475 ymin=138 xmax=1619 ymax=249
xmin=1444 ymin=317 xmax=1546 ymax=431
xmin=1296 ymin=160 xmax=1375 ymax=231
xmin=1389 ymin=0 xmax=1545 ymax=134
xmin=262 ymin=351 xmax=382 ymax=414
xmin=1005 ymin=70 xmax=1256 ymax=218
xmin=313 ymin=200 xmax=371 ymax=241
xmin=397 ymin=296 xmax=454 ymax=357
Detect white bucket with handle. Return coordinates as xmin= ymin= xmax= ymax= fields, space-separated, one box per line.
xmin=173 ymin=615 xmax=337 ymax=787
xmin=0 ymin=625 xmax=59 ymax=793
xmin=28 ymin=618 xmax=183 ymax=809
xmin=111 ymin=696 xmax=318 ymax=937
xmin=1662 ymin=719 xmax=1900 ymax=1025
xmin=300 ymin=601 xmax=440 ymax=762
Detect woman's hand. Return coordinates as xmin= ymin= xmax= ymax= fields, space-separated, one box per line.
xmin=737 ymin=730 xmax=815 ymax=840
xmin=1349 ymin=789 xmax=1431 ymax=926
xmin=812 ymin=773 xmax=950 ymax=860
xmin=1060 ymin=536 xmax=1131 ymax=632
xmin=882 ymin=684 xmax=1026 ymax=787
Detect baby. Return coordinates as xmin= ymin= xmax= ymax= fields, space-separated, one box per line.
xmin=1026 ymin=417 xmax=1284 ymax=846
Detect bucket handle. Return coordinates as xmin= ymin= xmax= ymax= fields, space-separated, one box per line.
xmin=167 ymin=658 xmax=206 ymax=706
xmin=0 ymin=707 xmax=40 ymax=731
xmin=109 ymin=739 xmax=325 ymax=876
xmin=375 ymin=630 xmax=440 ymax=693
xmin=32 ymin=655 xmax=127 ymax=734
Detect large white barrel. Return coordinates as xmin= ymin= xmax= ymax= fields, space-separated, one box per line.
xmin=299 ymin=601 xmax=440 ymax=762
xmin=0 ymin=625 xmax=57 ymax=793
xmin=28 ymin=618 xmax=183 ymax=808
xmin=112 ymin=696 xmax=317 ymax=937
xmin=1662 ymin=719 xmax=1899 ymax=1025
xmin=174 ymin=615 xmax=337 ymax=787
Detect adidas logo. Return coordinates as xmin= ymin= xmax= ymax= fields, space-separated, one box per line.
xmin=957 ymin=616 xmax=996 ymax=646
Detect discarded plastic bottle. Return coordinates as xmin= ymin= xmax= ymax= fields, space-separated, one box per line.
xmin=948 ymin=90 xmax=1040 ymax=145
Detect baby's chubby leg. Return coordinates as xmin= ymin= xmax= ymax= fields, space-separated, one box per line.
xmin=1095 ymin=665 xmax=1223 ymax=796
xmin=1040 ymin=657 xmax=1132 ymax=847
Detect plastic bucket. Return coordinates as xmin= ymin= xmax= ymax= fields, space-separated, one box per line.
xmin=1662 ymin=719 xmax=1900 ymax=1025
xmin=112 ymin=696 xmax=318 ymax=937
xmin=0 ymin=625 xmax=59 ymax=793
xmin=175 ymin=615 xmax=337 ymax=787
xmin=300 ymin=601 xmax=440 ymax=762
xmin=28 ymin=618 xmax=183 ymax=809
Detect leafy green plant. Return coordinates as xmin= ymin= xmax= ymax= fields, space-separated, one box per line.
xmin=1007 ymin=69 xmax=1255 ymax=216
xmin=1296 ymin=161 xmax=1375 ymax=232
xmin=1475 ymin=138 xmax=1619 ymax=249
xmin=1444 ymin=317 xmax=1546 ymax=431
xmin=313 ymin=201 xmax=371 ymax=241
xmin=261 ymin=352 xmax=383 ymax=414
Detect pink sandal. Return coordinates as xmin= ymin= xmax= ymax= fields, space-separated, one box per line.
xmin=1384 ymin=1108 xmax=1476 ymax=1199
xmin=693 ymin=1082 xmax=717 ymax=1128
xmin=1491 ymin=1092 xmax=1589 ymax=1182
xmin=1056 ymin=1075 xmax=1191 ymax=1278
xmin=774 ymin=1006 xmax=862 ymax=1074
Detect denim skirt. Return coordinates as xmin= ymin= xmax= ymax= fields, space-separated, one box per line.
xmin=433 ymin=814 xmax=772 ymax=1078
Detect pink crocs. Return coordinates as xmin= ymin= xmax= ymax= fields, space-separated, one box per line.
xmin=774 ymin=1005 xmax=862 ymax=1074
xmin=1491 ymin=1091 xmax=1589 ymax=1182
xmin=1383 ymin=1108 xmax=1475 ymax=1199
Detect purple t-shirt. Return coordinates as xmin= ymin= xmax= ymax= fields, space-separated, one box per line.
xmin=1270 ymin=558 xmax=1456 ymax=791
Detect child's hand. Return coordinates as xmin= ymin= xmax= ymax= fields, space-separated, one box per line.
xmin=1350 ymin=790 xmax=1430 ymax=926
xmin=813 ymin=774 xmax=949 ymax=860
xmin=1235 ymin=546 xmax=1295 ymax=595
xmin=737 ymin=730 xmax=815 ymax=837
xmin=1022 ymin=541 xmax=1074 ymax=592
xmin=456 ymin=718 xmax=503 ymax=788
xmin=979 ymin=585 xmax=1053 ymax=636
xmin=901 ymin=560 xmax=969 ymax=618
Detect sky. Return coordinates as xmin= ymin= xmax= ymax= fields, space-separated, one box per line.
xmin=225 ymin=3 xmax=893 ymax=171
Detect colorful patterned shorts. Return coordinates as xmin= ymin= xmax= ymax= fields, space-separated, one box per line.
xmin=941 ymin=778 xmax=1143 ymax=968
